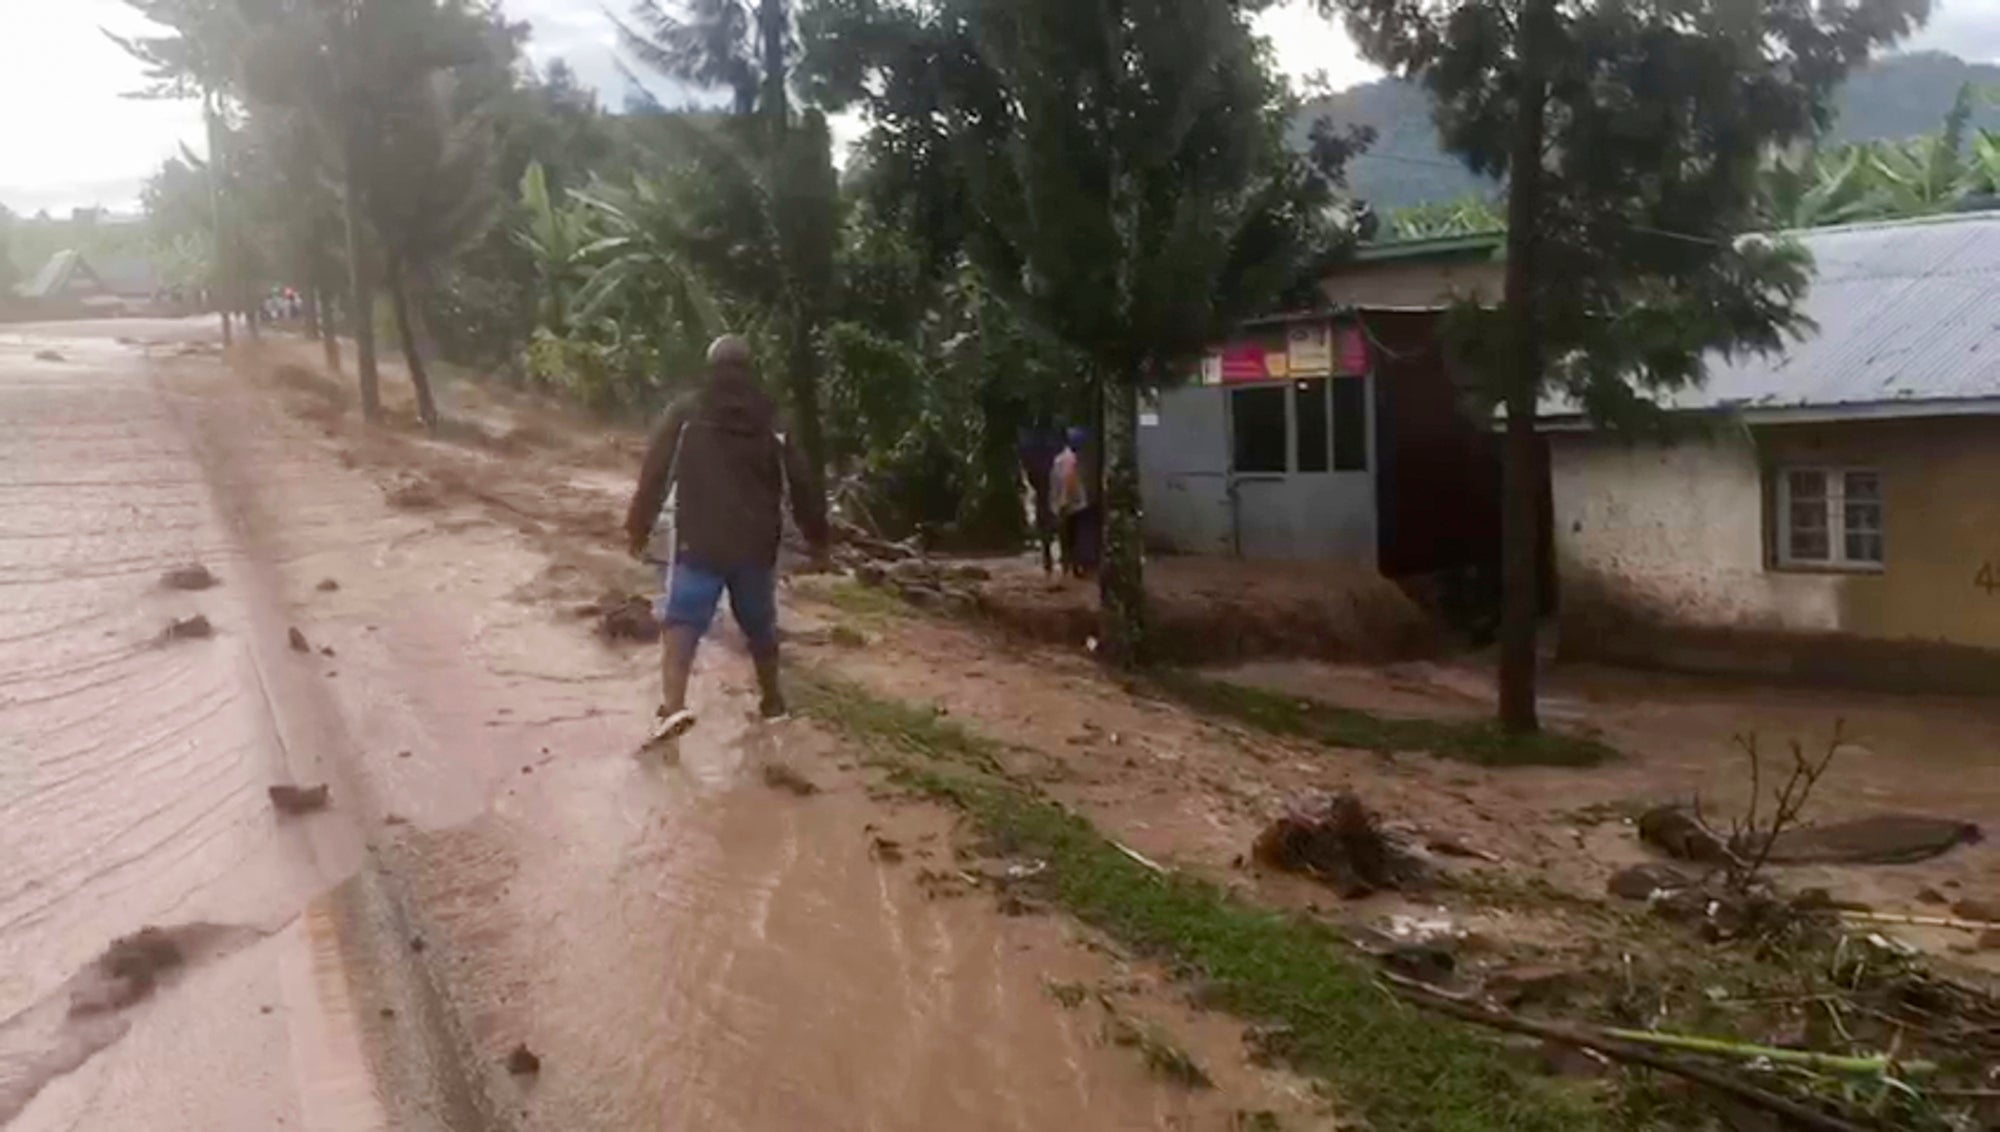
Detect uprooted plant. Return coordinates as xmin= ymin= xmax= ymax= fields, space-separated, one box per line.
xmin=1697 ymin=723 xmax=1844 ymax=895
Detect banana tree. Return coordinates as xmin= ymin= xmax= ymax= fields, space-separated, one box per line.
xmin=514 ymin=161 xmax=595 ymax=335
xmin=1764 ymin=144 xmax=1891 ymax=229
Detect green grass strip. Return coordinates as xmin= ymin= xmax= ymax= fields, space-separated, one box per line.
xmin=1147 ymin=670 xmax=1615 ymax=767
xmin=795 ymin=670 xmax=1614 ymax=1131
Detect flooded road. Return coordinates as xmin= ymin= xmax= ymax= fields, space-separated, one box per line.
xmin=0 ymin=323 xmax=1293 ymax=1129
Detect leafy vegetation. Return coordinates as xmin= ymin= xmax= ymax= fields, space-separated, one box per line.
xmin=794 ymin=669 xmax=1615 ymax=1131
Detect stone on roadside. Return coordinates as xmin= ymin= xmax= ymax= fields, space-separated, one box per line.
xmin=268 ymin=784 xmax=330 ymax=815
xmin=161 ymin=563 xmax=218 ymax=591
xmin=161 ymin=615 xmax=214 ymax=642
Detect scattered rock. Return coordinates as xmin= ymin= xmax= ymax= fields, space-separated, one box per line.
xmin=33 ymin=349 xmax=65 ymax=363
xmin=1608 ymin=862 xmax=1694 ymax=902
xmin=385 ymin=477 xmax=441 ymax=510
xmin=826 ymin=624 xmax=868 ymax=648
xmin=1382 ymin=943 xmax=1456 ymax=985
xmin=383 ymin=814 xmax=410 ymax=827
xmin=1485 ymin=965 xmax=1576 ymax=1009
xmin=761 ymin=763 xmax=820 ymax=797
xmin=160 ymin=563 xmax=218 ymax=591
xmin=409 ymin=936 xmax=427 ymax=954
xmin=1951 ymin=898 xmax=2000 ymax=923
xmin=870 ymin=836 xmax=905 ymax=864
xmin=853 ymin=562 xmax=887 ymax=588
xmin=1637 ymin=806 xmax=1730 ymax=863
xmin=397 ymin=750 xmax=412 ymax=759
xmin=1251 ymin=791 xmax=1429 ymax=897
xmin=288 ymin=627 xmax=310 ymax=653
xmin=1538 ymin=1039 xmax=1610 ymax=1079
xmin=316 ymin=578 xmax=340 ymax=592
xmin=319 ymin=646 xmax=336 ymax=658
xmin=505 ymin=1043 xmax=541 ymax=1076
xmin=952 ymin=564 xmax=992 ymax=583
xmin=1765 ymin=813 xmax=1983 ymax=865
xmin=595 ymin=596 xmax=660 ymax=644
xmin=268 ymin=784 xmax=330 ymax=815
xmin=160 ymin=615 xmax=214 ymax=642
xmin=1916 ymin=886 xmax=1950 ymax=905
xmin=379 ymin=1007 xmax=396 ymax=1019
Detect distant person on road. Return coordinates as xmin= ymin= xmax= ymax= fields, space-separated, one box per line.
xmin=1051 ymin=426 xmax=1092 ymax=578
xmin=1017 ymin=423 xmax=1062 ymax=575
xmin=625 ymin=334 xmax=828 ymax=749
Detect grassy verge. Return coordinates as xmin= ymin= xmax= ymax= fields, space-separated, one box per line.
xmin=794 ymin=669 xmax=1616 ymax=1132
xmin=1147 ymin=670 xmax=1615 ymax=768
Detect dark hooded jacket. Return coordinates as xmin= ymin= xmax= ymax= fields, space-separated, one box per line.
xmin=624 ymin=370 xmax=827 ymax=571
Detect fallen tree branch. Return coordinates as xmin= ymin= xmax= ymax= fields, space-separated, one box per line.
xmin=1377 ymin=971 xmax=1877 ymax=1132
xmin=1603 ymin=1027 xmax=1935 ymax=1076
xmin=1113 ymin=841 xmax=1168 ymax=875
xmin=1838 ymin=911 xmax=2000 ymax=933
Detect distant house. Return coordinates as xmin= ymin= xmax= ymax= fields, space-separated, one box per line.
xmin=1138 ymin=233 xmax=1508 ymax=586
xmin=1543 ymin=213 xmax=2000 ymax=691
xmin=19 ymin=250 xmax=161 ymax=315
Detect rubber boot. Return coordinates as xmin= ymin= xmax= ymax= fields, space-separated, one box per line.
xmin=752 ymin=649 xmax=788 ymax=721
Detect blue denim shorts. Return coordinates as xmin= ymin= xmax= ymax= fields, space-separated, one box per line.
xmin=656 ymin=558 xmax=779 ymax=652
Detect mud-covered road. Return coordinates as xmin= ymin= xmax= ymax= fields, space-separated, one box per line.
xmin=0 ymin=322 xmax=1273 ymax=1130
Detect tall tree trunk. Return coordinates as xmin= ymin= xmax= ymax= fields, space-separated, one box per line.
xmin=386 ymin=257 xmax=439 ymax=431
xmin=786 ymin=315 xmax=826 ymax=498
xmin=311 ymin=245 xmax=342 ymax=373
xmin=1497 ymin=0 xmax=1553 ymax=735
xmin=341 ymin=130 xmax=380 ymax=419
xmin=1098 ymin=372 xmax=1146 ymax=667
xmin=203 ymin=93 xmax=233 ymax=349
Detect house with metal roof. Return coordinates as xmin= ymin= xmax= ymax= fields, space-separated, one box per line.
xmin=1545 ymin=212 xmax=2000 ymax=691
xmin=18 ymin=249 xmax=161 ymax=315
xmin=1138 ymin=233 xmax=1508 ymax=602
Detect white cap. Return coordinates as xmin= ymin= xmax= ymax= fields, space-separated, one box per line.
xmin=706 ymin=334 xmax=752 ymax=366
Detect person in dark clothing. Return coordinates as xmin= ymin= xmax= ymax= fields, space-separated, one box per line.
xmin=625 ymin=335 xmax=829 ymax=747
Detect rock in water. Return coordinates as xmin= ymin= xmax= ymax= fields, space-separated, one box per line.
xmin=506 ymin=1043 xmax=541 ymax=1075
xmin=288 ymin=627 xmax=311 ymax=653
xmin=268 ymin=784 xmax=330 ymax=815
xmin=160 ymin=563 xmax=218 ymax=591
xmin=1637 ymin=805 xmax=1731 ymax=863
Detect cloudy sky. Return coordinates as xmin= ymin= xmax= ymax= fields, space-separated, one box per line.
xmin=1 ymin=0 xmax=1993 ymax=216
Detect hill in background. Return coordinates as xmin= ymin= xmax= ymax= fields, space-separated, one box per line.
xmin=1304 ymin=51 xmax=2000 ymax=212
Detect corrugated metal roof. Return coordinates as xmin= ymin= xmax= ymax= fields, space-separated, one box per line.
xmin=1551 ymin=212 xmax=2000 ymax=421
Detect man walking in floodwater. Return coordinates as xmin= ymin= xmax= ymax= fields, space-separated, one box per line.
xmin=625 ymin=334 xmax=828 ymax=748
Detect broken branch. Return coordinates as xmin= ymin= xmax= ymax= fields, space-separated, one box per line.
xmin=1378 ymin=971 xmax=1877 ymax=1132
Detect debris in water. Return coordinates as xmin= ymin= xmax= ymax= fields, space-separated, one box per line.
xmin=1251 ymin=791 xmax=1430 ymax=897
xmin=870 ymin=836 xmax=905 ymax=863
xmin=70 ymin=927 xmax=185 ymax=1016
xmin=1763 ymin=812 xmax=1982 ymax=865
xmin=761 ymin=763 xmax=820 ymax=796
xmin=410 ymin=936 xmax=427 ymax=954
xmin=320 ymin=645 xmax=336 ymax=658
xmin=505 ymin=1043 xmax=541 ymax=1076
xmin=288 ymin=627 xmax=310 ymax=653
xmin=33 ymin=349 xmax=65 ymax=363
xmin=1637 ymin=805 xmax=1731 ymax=863
xmin=160 ymin=615 xmax=214 ymax=642
xmin=268 ymin=784 xmax=330 ymax=815
xmin=316 ymin=578 xmax=340 ymax=592
xmin=595 ymin=595 xmax=661 ymax=644
xmin=385 ymin=476 xmax=441 ymax=510
xmin=160 ymin=563 xmax=218 ymax=591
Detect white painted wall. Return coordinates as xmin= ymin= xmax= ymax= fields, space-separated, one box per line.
xmin=1549 ymin=431 xmax=1842 ymax=632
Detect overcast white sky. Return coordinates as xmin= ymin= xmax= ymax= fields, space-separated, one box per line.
xmin=0 ymin=0 xmax=1993 ymax=216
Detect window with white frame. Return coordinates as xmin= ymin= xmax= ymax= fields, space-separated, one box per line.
xmin=1776 ymin=468 xmax=1883 ymax=569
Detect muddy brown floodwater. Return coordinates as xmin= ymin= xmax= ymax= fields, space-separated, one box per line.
xmin=0 ymin=323 xmax=1304 ymax=1130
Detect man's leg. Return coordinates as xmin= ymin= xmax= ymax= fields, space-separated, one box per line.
xmin=651 ymin=560 xmax=725 ymax=743
xmin=726 ymin=564 xmax=786 ymax=720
